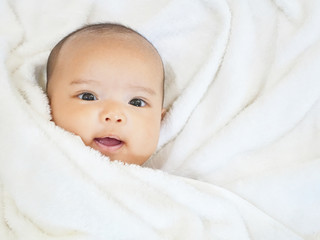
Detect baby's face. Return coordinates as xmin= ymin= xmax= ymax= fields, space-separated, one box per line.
xmin=47 ymin=34 xmax=165 ymax=165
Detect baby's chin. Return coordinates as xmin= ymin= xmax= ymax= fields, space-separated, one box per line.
xmin=92 ymin=144 xmax=150 ymax=165
xmin=107 ymin=154 xmax=149 ymax=166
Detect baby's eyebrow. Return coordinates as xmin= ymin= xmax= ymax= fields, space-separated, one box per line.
xmin=70 ymin=79 xmax=100 ymax=85
xmin=129 ymin=85 xmax=156 ymax=96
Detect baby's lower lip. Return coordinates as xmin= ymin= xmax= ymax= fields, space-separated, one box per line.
xmin=94 ymin=137 xmax=124 ymax=152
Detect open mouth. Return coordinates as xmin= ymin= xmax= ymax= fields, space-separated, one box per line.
xmin=94 ymin=137 xmax=124 ymax=152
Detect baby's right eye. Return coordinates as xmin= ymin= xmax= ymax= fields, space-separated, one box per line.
xmin=78 ymin=92 xmax=97 ymax=101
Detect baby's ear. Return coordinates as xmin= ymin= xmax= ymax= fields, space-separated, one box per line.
xmin=161 ymin=108 xmax=166 ymax=120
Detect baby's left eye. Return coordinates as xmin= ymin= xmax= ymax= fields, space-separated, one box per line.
xmin=129 ymin=98 xmax=146 ymax=107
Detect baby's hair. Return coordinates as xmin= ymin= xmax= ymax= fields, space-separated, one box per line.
xmin=46 ymin=23 xmax=165 ymax=92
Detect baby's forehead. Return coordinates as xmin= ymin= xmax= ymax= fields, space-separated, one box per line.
xmin=59 ymin=31 xmax=164 ymax=77
xmin=60 ymin=31 xmax=164 ymax=75
xmin=63 ymin=31 xmax=155 ymax=54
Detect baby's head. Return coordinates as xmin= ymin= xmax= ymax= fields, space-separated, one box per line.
xmin=47 ymin=23 xmax=165 ymax=165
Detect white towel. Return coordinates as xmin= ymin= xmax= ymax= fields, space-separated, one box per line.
xmin=0 ymin=0 xmax=319 ymax=239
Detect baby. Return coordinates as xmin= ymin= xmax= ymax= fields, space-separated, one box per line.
xmin=46 ymin=23 xmax=166 ymax=165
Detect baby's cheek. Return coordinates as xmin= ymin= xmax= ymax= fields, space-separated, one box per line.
xmin=52 ymin=104 xmax=87 ymax=137
xmin=143 ymin=123 xmax=161 ymax=150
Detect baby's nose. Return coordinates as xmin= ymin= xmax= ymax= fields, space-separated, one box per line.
xmin=103 ymin=112 xmax=127 ymax=125
xmin=100 ymin=101 xmax=127 ymax=125
xmin=105 ymin=113 xmax=125 ymax=123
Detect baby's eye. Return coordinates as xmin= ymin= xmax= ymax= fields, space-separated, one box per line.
xmin=78 ymin=92 xmax=97 ymax=101
xmin=129 ymin=98 xmax=146 ymax=107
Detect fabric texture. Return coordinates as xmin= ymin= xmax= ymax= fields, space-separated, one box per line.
xmin=0 ymin=0 xmax=319 ymax=239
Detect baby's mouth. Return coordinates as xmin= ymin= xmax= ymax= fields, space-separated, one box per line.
xmin=94 ymin=137 xmax=123 ymax=147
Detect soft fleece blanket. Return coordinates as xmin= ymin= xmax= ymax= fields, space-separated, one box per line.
xmin=0 ymin=0 xmax=319 ymax=239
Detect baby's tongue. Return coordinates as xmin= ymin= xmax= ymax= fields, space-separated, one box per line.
xmin=96 ymin=137 xmax=122 ymax=146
